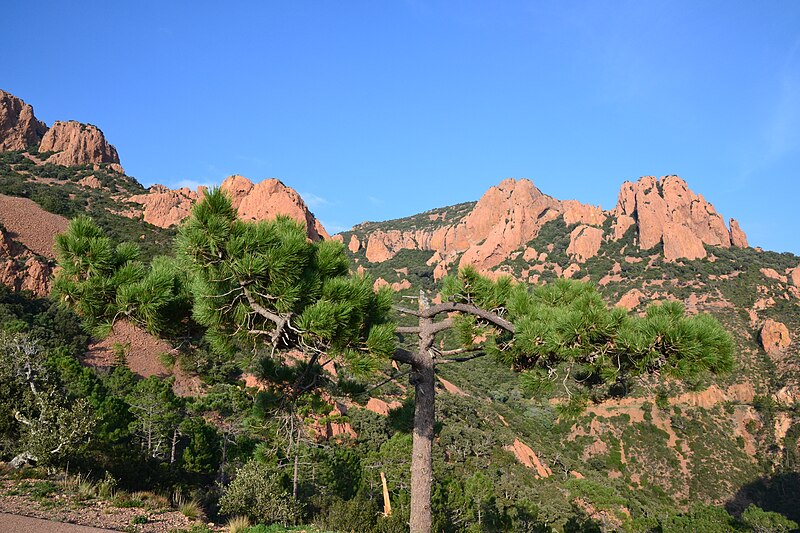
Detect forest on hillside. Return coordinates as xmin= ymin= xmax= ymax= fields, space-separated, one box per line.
xmin=1 ymin=183 xmax=798 ymax=533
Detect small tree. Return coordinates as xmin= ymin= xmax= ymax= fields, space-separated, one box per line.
xmin=0 ymin=333 xmax=95 ymax=465
xmin=126 ymin=376 xmax=182 ymax=460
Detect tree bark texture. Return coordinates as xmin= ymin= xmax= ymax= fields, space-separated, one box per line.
xmin=409 ymin=298 xmax=435 ymax=533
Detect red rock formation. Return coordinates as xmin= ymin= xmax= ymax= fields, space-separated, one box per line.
xmin=504 ymin=439 xmax=552 ymax=478
xmin=567 ymin=225 xmax=604 ymax=263
xmin=617 ymin=289 xmax=645 ymax=310
xmin=760 ymin=319 xmax=791 ymax=355
xmin=360 ymin=178 xmax=590 ymax=272
xmin=39 ymin=120 xmax=122 ymax=171
xmin=126 ymin=176 xmax=329 ymax=240
xmin=0 ymin=90 xmax=47 ymax=151
xmin=354 ymin=175 xmax=747 ymax=277
xmin=228 ymin=177 xmax=329 ymax=240
xmin=790 ymin=265 xmax=800 ymax=287
xmin=438 ymin=376 xmax=468 ymax=396
xmin=612 ymin=175 xmax=746 ymax=261
xmin=128 ymin=185 xmax=199 ymax=228
xmin=365 ymin=397 xmax=402 ymax=416
xmin=729 ymin=218 xmax=748 ymax=248
xmin=562 ymin=200 xmax=606 ymax=226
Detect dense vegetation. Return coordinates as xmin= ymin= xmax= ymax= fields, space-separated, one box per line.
xmin=0 ymin=174 xmax=798 ymax=531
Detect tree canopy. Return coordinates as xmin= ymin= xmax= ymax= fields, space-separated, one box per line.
xmin=176 ymin=188 xmax=396 ymax=381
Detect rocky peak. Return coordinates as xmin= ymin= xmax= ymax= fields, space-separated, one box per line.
xmin=0 ymin=89 xmax=48 ymax=151
xmin=126 ymin=176 xmax=329 ymax=240
xmin=613 ymin=175 xmax=746 ymax=261
xmin=38 ymin=120 xmax=123 ymax=171
xmin=729 ymin=218 xmax=748 ymax=248
xmin=225 ymin=176 xmax=330 ymax=240
xmin=459 ymin=178 xmax=563 ymax=270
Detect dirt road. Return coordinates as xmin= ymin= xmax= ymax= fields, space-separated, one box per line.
xmin=0 ymin=513 xmax=117 ymax=532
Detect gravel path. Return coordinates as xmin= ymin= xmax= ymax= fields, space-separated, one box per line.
xmin=0 ymin=513 xmax=117 ymax=532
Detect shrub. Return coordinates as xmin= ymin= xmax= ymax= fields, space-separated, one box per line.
xmin=316 ymin=496 xmax=379 ymax=532
xmin=219 ymin=460 xmax=302 ymax=526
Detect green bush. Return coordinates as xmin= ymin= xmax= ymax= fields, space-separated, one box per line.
xmin=219 ymin=460 xmax=302 ymax=526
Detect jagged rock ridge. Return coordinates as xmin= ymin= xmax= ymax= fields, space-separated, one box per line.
xmin=0 ymin=90 xmax=48 ymax=151
xmin=345 ymin=175 xmax=748 ymax=278
xmin=127 ymin=175 xmax=329 ymax=240
xmin=1 ymin=89 xmax=123 ymax=171
xmin=39 ymin=120 xmax=123 ymax=171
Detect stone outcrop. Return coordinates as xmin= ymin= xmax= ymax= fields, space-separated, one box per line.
xmin=0 ymin=90 xmax=47 ymax=151
xmin=126 ymin=175 xmax=329 ymax=240
xmin=617 ymin=288 xmax=645 ymax=310
xmin=567 ymin=225 xmax=604 ymax=263
xmin=504 ymin=438 xmax=552 ymax=478
xmin=612 ymin=175 xmax=746 ymax=261
xmin=39 ymin=120 xmax=122 ymax=171
xmin=359 ymin=178 xmax=597 ymax=272
xmin=229 ymin=177 xmax=329 ymax=240
xmin=759 ymin=319 xmax=791 ymax=355
xmin=365 ymin=397 xmax=402 ymax=416
xmin=128 ymin=185 xmax=199 ymax=228
xmin=351 ymin=175 xmax=747 ymax=278
xmin=790 ymin=265 xmax=800 ymax=287
xmin=729 ymin=218 xmax=748 ymax=248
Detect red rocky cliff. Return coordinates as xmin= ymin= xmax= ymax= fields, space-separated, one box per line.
xmin=39 ymin=120 xmax=123 ymax=171
xmin=352 ymin=175 xmax=749 ymax=277
xmin=127 ymin=175 xmax=329 ymax=240
xmin=0 ymin=90 xmax=47 ymax=151
xmin=613 ymin=175 xmax=746 ymax=261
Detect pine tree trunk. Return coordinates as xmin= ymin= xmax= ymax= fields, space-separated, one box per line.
xmin=410 ymin=302 xmax=435 ymax=533
xmin=409 ymin=358 xmax=435 ymax=533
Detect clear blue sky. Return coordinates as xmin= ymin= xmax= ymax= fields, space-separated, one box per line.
xmin=5 ymin=1 xmax=800 ymax=253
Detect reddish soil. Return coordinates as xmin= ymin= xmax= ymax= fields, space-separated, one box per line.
xmin=0 ymin=194 xmax=68 ymax=258
xmin=84 ymin=319 xmax=203 ymax=398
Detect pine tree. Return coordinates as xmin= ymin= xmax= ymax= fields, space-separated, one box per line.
xmin=54 ymin=216 xmax=189 ymax=335
xmin=176 ymin=188 xmax=396 ymax=389
xmin=393 ymin=267 xmax=734 ymax=533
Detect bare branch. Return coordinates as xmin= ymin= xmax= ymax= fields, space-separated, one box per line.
xmin=422 ymin=302 xmax=515 ymax=332
xmin=391 ymin=347 xmax=416 ymax=365
xmin=430 ymin=317 xmax=454 ymax=335
xmin=241 ymin=284 xmax=283 ymax=325
xmin=393 ymin=305 xmax=422 ymax=317
xmin=396 ymin=326 xmax=421 ymax=334
xmin=435 ymin=352 xmax=487 ymax=364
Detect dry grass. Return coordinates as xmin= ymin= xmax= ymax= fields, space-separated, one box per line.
xmin=227 ymin=515 xmax=251 ymax=533
xmin=60 ymin=472 xmax=97 ymax=500
xmin=173 ymin=491 xmax=204 ymax=520
xmin=130 ymin=490 xmax=171 ymax=510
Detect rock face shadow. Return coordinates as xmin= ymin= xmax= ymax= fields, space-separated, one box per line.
xmin=725 ymin=472 xmax=800 ymax=524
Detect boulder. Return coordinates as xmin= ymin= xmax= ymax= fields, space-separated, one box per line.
xmin=760 ymin=319 xmax=791 ymax=355
xmin=566 ymin=225 xmax=604 ymax=262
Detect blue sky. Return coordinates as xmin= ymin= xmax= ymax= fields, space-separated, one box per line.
xmin=5 ymin=1 xmax=800 ymax=253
